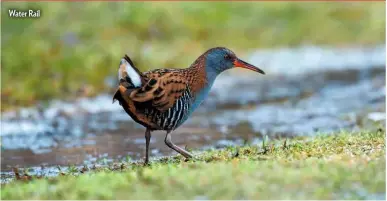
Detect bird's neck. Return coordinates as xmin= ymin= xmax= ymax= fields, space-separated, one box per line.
xmin=185 ymin=55 xmax=220 ymax=111
xmin=186 ymin=55 xmax=220 ymax=92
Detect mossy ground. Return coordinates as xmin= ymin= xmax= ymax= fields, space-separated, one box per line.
xmin=1 ymin=2 xmax=385 ymax=110
xmin=2 ymin=129 xmax=385 ymax=199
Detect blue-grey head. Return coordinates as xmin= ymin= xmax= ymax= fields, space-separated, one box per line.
xmin=188 ymin=47 xmax=266 ymax=112
xmin=203 ymin=47 xmax=265 ymax=80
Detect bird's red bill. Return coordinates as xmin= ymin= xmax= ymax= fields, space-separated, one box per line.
xmin=233 ymin=59 xmax=265 ymax=74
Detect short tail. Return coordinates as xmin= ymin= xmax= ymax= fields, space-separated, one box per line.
xmin=118 ymin=54 xmax=143 ymax=88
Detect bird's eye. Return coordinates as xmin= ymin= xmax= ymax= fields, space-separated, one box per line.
xmin=224 ymin=54 xmax=231 ymax=60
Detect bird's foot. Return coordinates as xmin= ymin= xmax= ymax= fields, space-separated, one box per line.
xmin=184 ymin=157 xmax=192 ymax=162
xmin=143 ymin=157 xmax=151 ymax=166
xmin=183 ymin=154 xmax=197 ymax=162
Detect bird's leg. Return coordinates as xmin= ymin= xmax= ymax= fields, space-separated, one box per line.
xmin=164 ymin=132 xmax=193 ymax=159
xmin=144 ymin=128 xmax=151 ymax=165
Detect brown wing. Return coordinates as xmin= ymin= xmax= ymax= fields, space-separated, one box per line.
xmin=130 ymin=70 xmax=189 ymax=112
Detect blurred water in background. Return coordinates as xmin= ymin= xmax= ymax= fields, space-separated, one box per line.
xmin=0 ymin=2 xmax=386 ymax=181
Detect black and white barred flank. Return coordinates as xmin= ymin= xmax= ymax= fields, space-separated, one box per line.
xmin=143 ymin=88 xmax=192 ymax=131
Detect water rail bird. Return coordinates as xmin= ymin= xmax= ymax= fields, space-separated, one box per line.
xmin=113 ymin=47 xmax=265 ymax=164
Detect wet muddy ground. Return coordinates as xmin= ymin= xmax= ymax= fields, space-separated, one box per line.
xmin=1 ymin=45 xmax=385 ymax=183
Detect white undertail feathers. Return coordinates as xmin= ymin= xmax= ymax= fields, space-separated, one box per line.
xmin=118 ymin=58 xmax=142 ymax=88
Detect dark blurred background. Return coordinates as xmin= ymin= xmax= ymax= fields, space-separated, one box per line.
xmin=1 ymin=2 xmax=385 ymax=177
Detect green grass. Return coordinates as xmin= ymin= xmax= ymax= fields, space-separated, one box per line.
xmin=1 ymin=2 xmax=385 ymax=110
xmin=2 ymin=129 xmax=385 ymax=199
